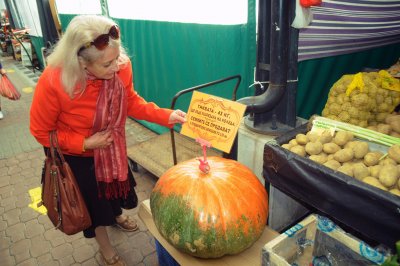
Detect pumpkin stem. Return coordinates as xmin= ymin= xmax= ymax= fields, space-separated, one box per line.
xmin=196 ymin=138 xmax=211 ymax=173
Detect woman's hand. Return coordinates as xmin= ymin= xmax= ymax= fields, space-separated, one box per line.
xmin=0 ymin=69 xmax=6 ymax=75
xmin=168 ymin=109 xmax=186 ymax=124
xmin=83 ymin=130 xmax=114 ymax=150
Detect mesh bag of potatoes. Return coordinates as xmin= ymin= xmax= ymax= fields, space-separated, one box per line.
xmin=367 ymin=112 xmax=400 ymax=137
xmin=321 ymin=71 xmax=400 ymax=128
xmin=281 ymin=129 xmax=400 ymax=197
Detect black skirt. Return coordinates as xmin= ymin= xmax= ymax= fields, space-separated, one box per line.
xmin=63 ymin=154 xmax=122 ymax=238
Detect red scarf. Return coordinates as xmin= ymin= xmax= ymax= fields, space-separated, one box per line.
xmin=90 ymin=73 xmax=129 ymax=199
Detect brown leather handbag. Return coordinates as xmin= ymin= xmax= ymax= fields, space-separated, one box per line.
xmin=40 ymin=131 xmax=92 ymax=235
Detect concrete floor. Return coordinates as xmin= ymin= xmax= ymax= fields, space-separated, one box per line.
xmin=0 ymin=55 xmax=162 ymax=265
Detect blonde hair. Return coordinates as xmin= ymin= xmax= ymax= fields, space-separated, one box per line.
xmin=47 ymin=15 xmax=128 ymax=98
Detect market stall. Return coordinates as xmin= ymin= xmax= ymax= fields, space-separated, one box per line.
xmin=263 ymin=67 xmax=400 ymax=253
xmin=235 ymin=0 xmax=400 ymax=261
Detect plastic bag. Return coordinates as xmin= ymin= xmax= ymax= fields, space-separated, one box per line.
xmin=292 ymin=0 xmax=313 ymax=29
xmin=0 ymin=74 xmax=21 ymax=100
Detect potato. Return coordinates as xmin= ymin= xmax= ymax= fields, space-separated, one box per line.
xmin=372 ymin=151 xmax=384 ymax=158
xmin=386 ymin=114 xmax=400 ymax=132
xmin=309 ymin=153 xmax=328 ymax=164
xmin=337 ymin=164 xmax=353 ymax=177
xmin=363 ymin=176 xmax=388 ymax=191
xmin=389 ymin=188 xmax=400 ymax=197
xmin=385 ymin=114 xmax=400 ymax=124
xmin=378 ymin=164 xmax=398 ymax=188
xmin=281 ymin=144 xmax=291 ymax=150
xmin=305 ymin=141 xmax=323 ymax=155
xmin=344 ymin=141 xmax=357 ymax=149
xmin=363 ymin=152 xmax=380 ymax=166
xmin=306 ymin=131 xmax=319 ymax=142
xmin=295 ymin=133 xmax=309 ymax=145
xmin=322 ymin=143 xmax=341 ymax=154
xmin=327 ymin=154 xmax=335 ymax=161
xmin=289 ymin=139 xmax=298 ymax=147
xmin=369 ymin=165 xmax=382 ymax=178
xmin=323 ymin=160 xmax=341 ymax=170
xmin=353 ymin=163 xmax=369 ymax=181
xmin=376 ymin=124 xmax=391 ymax=135
xmin=388 ymin=144 xmax=400 ymax=163
xmin=290 ymin=145 xmax=306 ymax=157
xmin=379 ymin=158 xmax=397 ymax=166
xmin=342 ymin=161 xmax=354 ymax=168
xmin=352 ymin=141 xmax=369 ymax=159
xmin=333 ymin=131 xmax=350 ymax=146
xmin=319 ymin=130 xmax=333 ymax=144
xmin=346 ymin=132 xmax=354 ymax=142
xmin=333 ymin=148 xmax=354 ymax=163
xmin=390 ymin=120 xmax=400 ymax=134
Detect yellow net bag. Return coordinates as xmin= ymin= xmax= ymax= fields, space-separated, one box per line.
xmin=321 ymin=71 xmax=400 ymax=127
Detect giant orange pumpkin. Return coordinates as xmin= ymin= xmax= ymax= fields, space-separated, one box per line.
xmin=150 ymin=156 xmax=269 ymax=258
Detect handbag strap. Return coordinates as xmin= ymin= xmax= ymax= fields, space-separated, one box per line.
xmin=49 ymin=130 xmax=63 ymax=229
xmin=49 ymin=131 xmax=67 ymax=164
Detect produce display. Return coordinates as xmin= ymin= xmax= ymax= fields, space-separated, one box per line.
xmin=281 ymin=117 xmax=400 ymax=197
xmin=366 ymin=112 xmax=400 ymax=137
xmin=150 ymin=157 xmax=269 ymax=258
xmin=321 ymin=71 xmax=400 ymax=128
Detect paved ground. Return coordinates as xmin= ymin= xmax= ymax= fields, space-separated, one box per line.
xmin=0 ymin=55 xmax=162 ymax=265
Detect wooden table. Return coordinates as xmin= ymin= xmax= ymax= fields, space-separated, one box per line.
xmin=138 ymin=199 xmax=279 ymax=266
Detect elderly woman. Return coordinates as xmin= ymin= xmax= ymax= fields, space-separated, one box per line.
xmin=30 ymin=15 xmax=185 ymax=266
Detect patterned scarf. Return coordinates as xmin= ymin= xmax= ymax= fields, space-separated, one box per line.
xmin=90 ymin=73 xmax=129 ymax=199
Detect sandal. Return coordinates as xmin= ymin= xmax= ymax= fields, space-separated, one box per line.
xmin=100 ymin=251 xmax=126 ymax=266
xmin=115 ymin=215 xmax=139 ymax=232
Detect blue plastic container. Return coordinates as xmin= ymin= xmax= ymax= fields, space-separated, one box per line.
xmin=155 ymin=239 xmax=180 ymax=266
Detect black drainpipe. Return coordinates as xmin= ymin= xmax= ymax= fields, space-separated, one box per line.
xmin=238 ymin=0 xmax=289 ymax=113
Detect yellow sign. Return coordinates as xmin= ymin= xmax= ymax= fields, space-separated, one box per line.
xmin=180 ymin=91 xmax=246 ymax=153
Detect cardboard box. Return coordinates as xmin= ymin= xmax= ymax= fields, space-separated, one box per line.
xmin=262 ymin=214 xmax=390 ymax=266
xmin=138 ymin=199 xmax=279 ymax=266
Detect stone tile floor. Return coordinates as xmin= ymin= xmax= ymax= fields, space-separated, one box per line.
xmin=0 ymin=55 xmax=161 ymax=265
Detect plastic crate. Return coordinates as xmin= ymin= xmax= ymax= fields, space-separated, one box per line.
xmin=155 ymin=239 xmax=180 ymax=266
xmin=262 ymin=214 xmax=390 ymax=266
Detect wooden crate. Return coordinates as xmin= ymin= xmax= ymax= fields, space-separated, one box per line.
xmin=262 ymin=214 xmax=390 ymax=266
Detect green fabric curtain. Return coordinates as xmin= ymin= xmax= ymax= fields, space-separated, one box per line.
xmin=297 ymin=43 xmax=400 ymax=119
xmin=114 ymin=18 xmax=256 ymax=133
xmin=29 ymin=35 xmax=44 ymax=69
xmin=58 ymin=14 xmax=77 ymax=31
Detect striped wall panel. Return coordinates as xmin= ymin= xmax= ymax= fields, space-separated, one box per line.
xmin=298 ymin=0 xmax=400 ymax=61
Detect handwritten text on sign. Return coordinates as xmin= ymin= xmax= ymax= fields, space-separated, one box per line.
xmin=180 ymin=91 xmax=246 ymax=153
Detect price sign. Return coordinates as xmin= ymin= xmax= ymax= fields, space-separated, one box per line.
xmin=180 ymin=91 xmax=246 ymax=153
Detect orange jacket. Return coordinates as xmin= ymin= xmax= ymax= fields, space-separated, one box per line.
xmin=30 ymin=60 xmax=172 ymax=156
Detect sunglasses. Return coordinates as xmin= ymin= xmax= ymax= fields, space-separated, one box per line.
xmin=78 ymin=25 xmax=120 ymax=54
